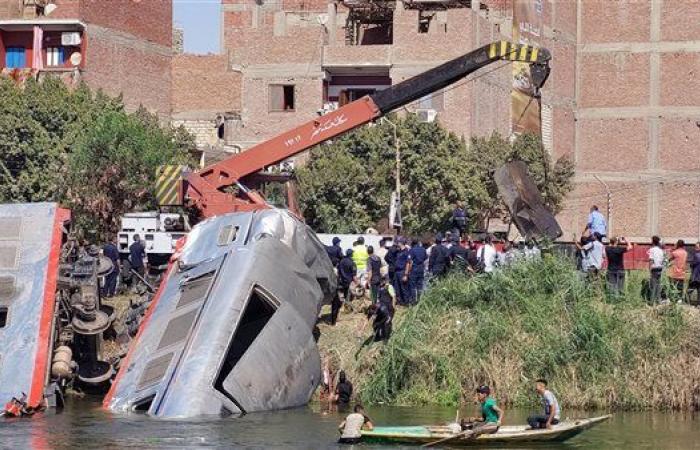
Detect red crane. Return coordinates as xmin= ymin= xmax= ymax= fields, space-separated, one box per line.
xmin=182 ymin=41 xmax=551 ymax=218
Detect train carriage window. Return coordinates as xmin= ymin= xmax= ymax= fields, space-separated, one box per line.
xmin=0 ymin=307 xmax=8 ymax=328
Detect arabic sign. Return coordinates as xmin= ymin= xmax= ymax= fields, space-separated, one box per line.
xmin=310 ymin=114 xmax=348 ymax=140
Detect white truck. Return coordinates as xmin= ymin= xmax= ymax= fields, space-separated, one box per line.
xmin=117 ymin=211 xmax=189 ymax=269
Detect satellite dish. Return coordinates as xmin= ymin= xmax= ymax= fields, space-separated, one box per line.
xmin=44 ymin=3 xmax=57 ymax=15
xmin=70 ymin=52 xmax=82 ymax=66
xmin=317 ymin=14 xmax=328 ymax=25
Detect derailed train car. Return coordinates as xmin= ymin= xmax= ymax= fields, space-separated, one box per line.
xmin=0 ymin=203 xmax=70 ymax=411
xmin=104 ymin=209 xmax=336 ymax=417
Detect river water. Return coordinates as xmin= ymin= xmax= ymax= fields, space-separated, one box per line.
xmin=1 ymin=398 xmax=698 ymax=449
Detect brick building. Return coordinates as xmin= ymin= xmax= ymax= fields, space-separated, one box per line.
xmin=0 ymin=0 xmax=172 ymax=117
xmin=558 ymin=0 xmax=700 ymax=243
xmin=172 ymin=0 xmax=696 ymax=241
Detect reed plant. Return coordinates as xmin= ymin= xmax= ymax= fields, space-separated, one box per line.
xmin=344 ymin=255 xmax=700 ymax=410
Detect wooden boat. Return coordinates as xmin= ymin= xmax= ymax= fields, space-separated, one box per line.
xmin=361 ymin=415 xmax=611 ymax=446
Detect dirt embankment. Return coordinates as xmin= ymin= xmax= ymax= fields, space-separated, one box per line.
xmin=317 ymin=257 xmax=700 ymax=411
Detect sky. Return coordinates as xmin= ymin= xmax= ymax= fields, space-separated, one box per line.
xmin=173 ymin=0 xmax=221 ymax=54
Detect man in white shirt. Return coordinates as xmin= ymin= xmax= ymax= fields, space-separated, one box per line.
xmin=478 ymin=235 xmax=498 ymax=273
xmin=578 ymin=233 xmax=604 ymax=275
xmin=527 ymin=379 xmax=561 ymax=429
xmin=647 ymin=235 xmax=665 ymax=303
xmin=338 ymin=404 xmax=373 ymax=444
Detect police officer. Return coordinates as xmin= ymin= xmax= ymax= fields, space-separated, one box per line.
xmin=334 ymin=249 xmax=357 ymax=325
xmin=452 ymin=201 xmax=468 ymax=237
xmin=101 ymin=235 xmax=120 ymax=297
xmin=406 ymin=238 xmax=427 ymax=304
xmin=428 ymin=234 xmax=450 ymax=278
xmin=129 ymin=234 xmax=146 ymax=278
xmin=384 ymin=239 xmax=399 ymax=286
xmin=368 ymin=275 xmax=395 ymax=341
xmin=326 ymin=236 xmax=343 ymax=267
xmin=393 ymin=237 xmax=411 ymax=306
xmin=449 ymin=236 xmax=469 ymax=273
xmin=366 ymin=245 xmax=383 ymax=303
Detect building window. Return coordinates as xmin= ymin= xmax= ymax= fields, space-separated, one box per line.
xmin=417 ymin=91 xmax=444 ymax=112
xmin=5 ymin=47 xmax=26 ymax=69
xmin=418 ymin=11 xmax=433 ymax=33
xmin=46 ymin=47 xmax=65 ymax=67
xmin=338 ymin=88 xmax=375 ymax=106
xmin=269 ymin=85 xmax=295 ymax=112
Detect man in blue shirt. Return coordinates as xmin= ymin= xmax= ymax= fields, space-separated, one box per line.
xmin=406 ymin=238 xmax=427 ymax=304
xmin=586 ymin=205 xmax=607 ymax=238
xmin=102 ymin=235 xmax=120 ymax=297
xmin=129 ymin=234 xmax=146 ymax=277
xmin=326 ymin=236 xmax=343 ymax=267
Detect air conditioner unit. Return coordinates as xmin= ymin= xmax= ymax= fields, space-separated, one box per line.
xmin=415 ymin=108 xmax=438 ymax=123
xmin=61 ymin=32 xmax=81 ymax=46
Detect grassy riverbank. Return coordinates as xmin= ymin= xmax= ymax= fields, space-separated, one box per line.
xmin=317 ymin=256 xmax=700 ymax=411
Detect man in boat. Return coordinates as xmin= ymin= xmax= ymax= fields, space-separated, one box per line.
xmin=527 ymin=379 xmax=561 ymax=429
xmin=463 ymin=385 xmax=503 ymax=437
xmin=338 ymin=404 xmax=374 ymax=444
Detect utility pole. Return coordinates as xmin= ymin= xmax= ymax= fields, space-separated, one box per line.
xmin=382 ymin=117 xmax=401 ymax=231
xmin=594 ymin=175 xmax=611 ymax=237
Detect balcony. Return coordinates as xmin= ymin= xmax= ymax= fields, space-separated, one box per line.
xmin=322 ymin=44 xmax=392 ymax=74
xmin=0 ymin=19 xmax=85 ymax=76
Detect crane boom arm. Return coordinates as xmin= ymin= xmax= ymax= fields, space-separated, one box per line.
xmin=185 ymin=41 xmax=551 ymax=217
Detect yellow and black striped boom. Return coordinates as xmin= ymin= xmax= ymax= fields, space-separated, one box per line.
xmin=372 ymin=40 xmax=550 ymax=113
xmin=155 ymin=165 xmax=185 ymax=206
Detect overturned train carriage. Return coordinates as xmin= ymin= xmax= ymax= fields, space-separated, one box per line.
xmin=0 ymin=203 xmax=69 ymax=408
xmin=104 ymin=209 xmax=336 ymax=418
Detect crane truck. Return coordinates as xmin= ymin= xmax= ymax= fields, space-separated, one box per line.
xmin=0 ymin=41 xmax=553 ymax=419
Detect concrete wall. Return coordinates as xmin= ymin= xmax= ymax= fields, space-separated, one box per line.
xmin=171 ymin=54 xmax=243 ymax=147
xmin=83 ymin=24 xmax=172 ymax=118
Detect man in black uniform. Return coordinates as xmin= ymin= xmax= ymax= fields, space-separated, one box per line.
xmin=129 ymin=234 xmax=146 ymax=278
xmin=367 ymin=275 xmax=395 ymax=341
xmin=333 ymin=249 xmax=357 ymax=325
xmin=326 ymin=236 xmax=343 ymax=267
xmin=449 ymin=236 xmax=469 ymax=273
xmin=102 ymin=235 xmax=120 ymax=297
xmin=384 ymin=240 xmax=399 ymax=287
xmin=332 ymin=370 xmax=353 ymax=404
xmin=452 ymin=201 xmax=468 ymax=237
xmin=428 ymin=234 xmax=450 ymax=278
xmin=366 ymin=245 xmax=382 ymax=303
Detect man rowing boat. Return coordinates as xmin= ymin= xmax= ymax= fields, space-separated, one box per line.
xmin=462 ymin=385 xmax=503 ymax=437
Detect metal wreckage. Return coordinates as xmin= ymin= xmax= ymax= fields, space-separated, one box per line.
xmin=0 ymin=41 xmax=560 ymax=419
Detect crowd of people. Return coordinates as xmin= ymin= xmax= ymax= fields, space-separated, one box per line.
xmin=324 ymin=203 xmax=543 ymax=342
xmin=576 ymin=206 xmax=700 ymax=303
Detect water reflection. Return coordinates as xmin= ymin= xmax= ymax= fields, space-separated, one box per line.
xmin=0 ymin=398 xmax=698 ymax=449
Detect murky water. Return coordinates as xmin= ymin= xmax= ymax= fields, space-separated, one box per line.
xmin=1 ymin=398 xmax=698 ymax=449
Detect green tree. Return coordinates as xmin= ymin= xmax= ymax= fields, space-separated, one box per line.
xmin=66 ymin=107 xmax=194 ymax=237
xmin=467 ymin=132 xmax=575 ymax=228
xmin=297 ymin=115 xmax=486 ymax=234
xmin=296 ymin=115 xmax=574 ymax=235
xmin=0 ymin=77 xmax=195 ymax=238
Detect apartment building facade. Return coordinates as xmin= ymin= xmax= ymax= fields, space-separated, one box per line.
xmin=180 ymin=0 xmax=695 ymax=241
xmin=0 ymin=0 xmax=173 ymax=117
